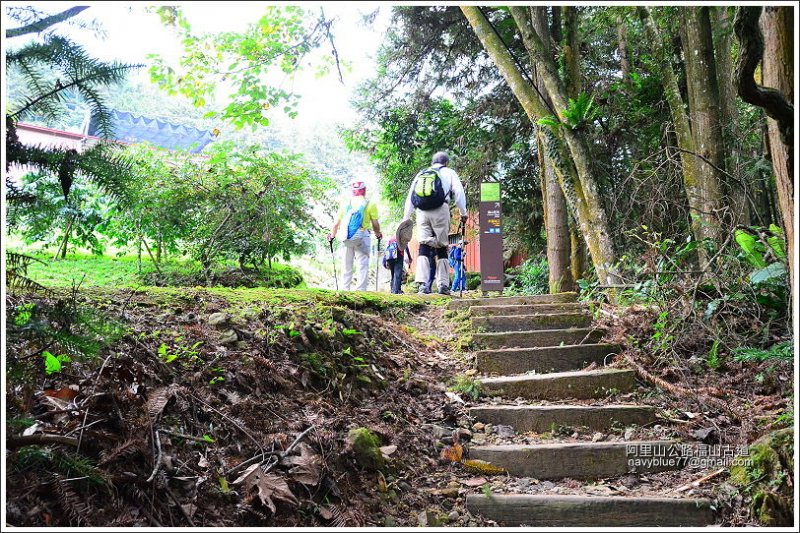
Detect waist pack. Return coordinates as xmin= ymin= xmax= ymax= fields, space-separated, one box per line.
xmin=411 ymin=167 xmax=447 ymax=210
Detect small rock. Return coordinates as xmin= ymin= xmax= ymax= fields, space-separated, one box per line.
xmin=496 ymin=425 xmax=515 ymax=438
xmin=384 ymin=516 xmax=396 ymax=527
xmin=430 ymin=487 xmax=460 ymax=498
xmin=447 ymin=481 xmax=460 ymax=489
xmin=540 ymin=481 xmax=555 ymax=491
xmin=218 ymin=329 xmax=238 ymax=345
xmin=398 ymin=481 xmax=412 ymax=492
xmin=693 ymin=426 xmax=719 ymax=444
xmin=472 ymin=422 xmax=485 ymax=432
xmin=624 ymin=427 xmax=637 ymax=441
xmin=471 ymin=434 xmax=487 ymax=445
xmin=571 ymin=432 xmax=579 ymax=438
xmin=467 ymin=521 xmax=477 ymax=527
xmin=620 ymin=474 xmax=640 ymax=489
xmin=592 ymin=432 xmax=604 ymax=442
xmin=517 ymin=477 xmax=532 ymax=489
xmin=208 ymin=312 xmax=229 ymax=327
xmin=417 ymin=510 xmax=439 ymax=527
xmin=424 ymin=424 xmax=449 ymax=439
xmin=484 ymin=424 xmax=493 ymax=435
xmin=454 ymin=428 xmax=473 ymax=442
xmin=448 ymin=511 xmax=459 ymax=521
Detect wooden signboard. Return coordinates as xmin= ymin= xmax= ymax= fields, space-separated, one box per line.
xmin=479 ymin=181 xmax=503 ymax=293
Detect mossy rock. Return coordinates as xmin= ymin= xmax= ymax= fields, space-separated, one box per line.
xmin=729 ymin=427 xmax=794 ymax=526
xmin=348 ymin=427 xmax=385 ymax=471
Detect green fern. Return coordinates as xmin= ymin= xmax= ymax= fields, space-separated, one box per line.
xmin=562 ymin=92 xmax=597 ymax=130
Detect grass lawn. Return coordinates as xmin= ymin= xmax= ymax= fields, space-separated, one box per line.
xmin=17 ymin=252 xmax=303 ymax=289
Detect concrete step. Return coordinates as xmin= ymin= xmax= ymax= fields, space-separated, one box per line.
xmin=476 ymin=343 xmax=620 ymax=375
xmin=481 ymin=368 xmax=635 ymax=400
xmin=466 ymin=494 xmax=714 ymax=527
xmin=469 ymin=404 xmax=656 ymax=433
xmin=448 ymin=292 xmax=578 ymax=310
xmin=474 ymin=328 xmax=603 ymax=349
xmin=472 ymin=312 xmax=590 ymax=333
xmin=470 ymin=302 xmax=585 ymax=316
xmin=469 ymin=440 xmax=686 ymax=479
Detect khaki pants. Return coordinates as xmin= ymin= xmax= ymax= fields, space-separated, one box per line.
xmin=414 ymin=204 xmax=451 ymax=290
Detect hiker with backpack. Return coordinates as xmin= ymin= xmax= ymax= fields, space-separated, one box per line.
xmin=328 ymin=181 xmax=382 ymax=291
xmin=382 ymin=237 xmax=412 ymax=294
xmin=402 ymin=151 xmax=467 ymax=295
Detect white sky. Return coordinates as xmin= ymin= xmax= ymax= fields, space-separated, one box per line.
xmin=4 ymin=2 xmax=392 ymax=129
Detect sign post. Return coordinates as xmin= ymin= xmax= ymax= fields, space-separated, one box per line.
xmin=479 ymin=181 xmax=504 ymax=294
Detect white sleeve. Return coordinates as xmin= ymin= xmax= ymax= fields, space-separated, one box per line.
xmin=403 ymin=181 xmax=415 ymax=221
xmin=450 ymin=172 xmax=467 ymax=216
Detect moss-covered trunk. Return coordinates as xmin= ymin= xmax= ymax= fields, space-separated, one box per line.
xmin=640 ymin=7 xmax=723 ymax=267
xmin=460 ymin=6 xmax=620 ymax=286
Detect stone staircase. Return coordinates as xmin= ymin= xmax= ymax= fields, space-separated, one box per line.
xmin=449 ymin=292 xmax=715 ymax=527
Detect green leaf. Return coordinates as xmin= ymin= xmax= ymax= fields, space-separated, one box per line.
xmin=158 ymin=343 xmax=168 ymax=356
xmin=536 ymin=115 xmax=560 ymax=128
xmin=735 ymin=230 xmax=767 ymax=267
xmin=42 ymin=351 xmax=62 ymax=374
xmin=749 ymin=262 xmax=786 ymax=284
xmin=202 ymin=434 xmax=215 ymax=443
xmin=766 ymin=224 xmax=787 ymax=260
xmin=342 ymin=328 xmax=359 ymax=336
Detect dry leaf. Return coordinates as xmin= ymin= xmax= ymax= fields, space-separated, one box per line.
xmin=461 ymin=476 xmax=488 ymax=487
xmin=377 ymin=472 xmax=388 ymax=493
xmin=462 ymin=459 xmax=506 ymax=475
xmin=198 ymin=454 xmax=209 ymax=468
xmin=233 ymin=464 xmax=298 ymax=513
xmin=145 ymin=386 xmax=174 ymax=421
xmin=318 ymin=506 xmax=334 ymax=520
xmin=287 ymin=443 xmax=322 ymax=486
xmin=445 ymin=391 xmax=465 ymax=404
xmin=440 ymin=443 xmax=463 ymax=463
xmin=379 ymin=445 xmax=397 ymax=458
xmin=43 ymin=386 xmax=79 ymax=401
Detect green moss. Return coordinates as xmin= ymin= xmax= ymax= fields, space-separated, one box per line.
xmin=347 ymin=427 xmax=384 ymax=470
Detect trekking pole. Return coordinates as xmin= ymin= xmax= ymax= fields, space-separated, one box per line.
xmin=375 ymin=236 xmax=382 ymax=292
xmin=328 ymin=237 xmax=338 ymax=291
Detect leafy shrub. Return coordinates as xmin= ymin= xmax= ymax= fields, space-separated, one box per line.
xmin=504 ymin=257 xmax=549 ymax=295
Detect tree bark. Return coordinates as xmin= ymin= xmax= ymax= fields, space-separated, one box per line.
xmin=532 ymin=7 xmax=574 ymax=293
xmin=713 ymin=6 xmax=749 ymax=226
xmin=616 ymin=15 xmax=630 ymax=87
xmin=681 ymin=7 xmax=727 ymax=235
xmin=498 ymin=6 xmax=621 ymax=285
xmin=760 ymin=6 xmax=794 ymax=297
xmin=639 ymin=7 xmax=723 ymax=266
xmin=564 ymin=7 xmax=581 ymax=99
xmin=6 ymin=6 xmax=89 ymax=39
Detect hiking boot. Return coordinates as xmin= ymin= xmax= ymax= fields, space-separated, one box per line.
xmin=438 ymin=286 xmax=451 ymax=296
xmin=417 ymin=284 xmax=431 ymax=294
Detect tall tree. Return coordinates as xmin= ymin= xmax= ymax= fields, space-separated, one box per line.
xmin=532 ymin=7 xmax=573 ymax=292
xmin=639 ymin=7 xmax=726 ymax=266
xmin=461 ymin=6 xmax=621 ymax=285
xmin=734 ymin=6 xmax=794 ymax=296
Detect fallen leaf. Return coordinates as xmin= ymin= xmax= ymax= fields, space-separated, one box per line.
xmin=317 ymin=506 xmax=334 ymax=520
xmin=287 ymin=443 xmax=322 ymax=486
xmin=198 ymin=454 xmax=209 ymax=468
xmin=22 ymin=423 xmax=40 ymax=437
xmin=43 ymin=386 xmax=79 ymax=401
xmin=233 ymin=464 xmax=298 ymax=514
xmin=461 ymin=477 xmax=488 ymax=487
xmin=440 ymin=443 xmax=463 ymax=463
xmin=379 ymin=445 xmax=397 ymax=458
xmin=445 ymin=391 xmax=465 ymax=404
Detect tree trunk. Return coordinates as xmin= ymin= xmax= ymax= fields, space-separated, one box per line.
xmin=616 ymin=15 xmax=630 ymax=86
xmin=681 ymin=7 xmax=728 ymax=235
xmin=564 ymin=7 xmax=581 ymax=99
xmin=538 ymin=131 xmax=573 ymax=292
xmin=639 ymin=7 xmax=722 ymax=266
xmin=532 ymin=7 xmax=574 ymax=293
xmin=56 ymin=216 xmax=75 ymax=260
xmin=760 ymin=6 xmax=794 ymax=296
xmin=713 ymin=6 xmax=749 ymax=226
xmin=466 ymin=5 xmax=620 ymax=285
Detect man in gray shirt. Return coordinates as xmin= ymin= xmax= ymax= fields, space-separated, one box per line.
xmin=403 ymin=151 xmax=467 ymax=294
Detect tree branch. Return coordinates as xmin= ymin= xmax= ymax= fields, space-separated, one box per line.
xmin=733 ymin=7 xmax=793 ymax=146
xmin=6 ymin=6 xmax=90 ymax=39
